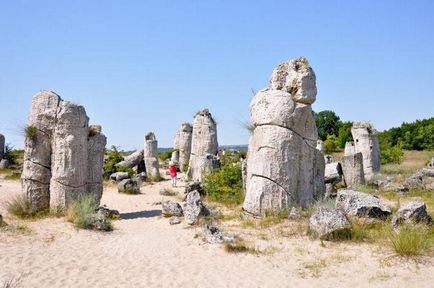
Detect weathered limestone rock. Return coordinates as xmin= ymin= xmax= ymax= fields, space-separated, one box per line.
xmin=243 ymin=58 xmax=325 ymax=216
xmin=403 ymin=171 xmax=424 ymax=190
xmin=336 ymin=190 xmax=391 ymax=219
xmin=309 ymin=207 xmax=351 ymax=240
xmin=0 ymin=133 xmax=5 ymax=159
xmin=144 ymin=132 xmax=160 ymax=179
xmin=203 ymin=224 xmax=235 ymax=244
xmin=161 ymin=201 xmax=183 ymax=217
xmin=177 ymin=123 xmax=193 ymax=171
xmin=187 ymin=110 xmax=218 ymax=181
xmin=341 ymin=152 xmax=365 ymax=188
xmin=316 ymin=140 xmax=324 ymax=153
xmin=324 ymin=183 xmax=337 ymax=199
xmin=117 ymin=178 xmax=140 ymax=194
xmin=21 ymin=91 xmax=61 ymax=212
xmin=50 ymin=100 xmax=89 ymax=210
xmin=21 ymin=91 xmax=106 ymax=213
xmin=109 ymin=172 xmax=130 ymax=182
xmin=116 ymin=149 xmax=144 ymax=169
xmin=95 ymin=206 xmax=120 ymax=219
xmin=391 ymin=200 xmax=432 ymax=227
xmin=347 ymin=122 xmax=380 ymax=181
xmin=324 ymin=162 xmax=343 ymax=184
xmin=171 ymin=150 xmax=179 ymax=164
xmin=169 ymin=216 xmax=181 ymax=225
xmin=241 ymin=158 xmax=247 ymax=194
xmin=344 ymin=141 xmax=355 ymax=156
xmin=86 ymin=127 xmax=107 ymax=202
xmin=0 ymin=159 xmax=10 ymax=169
xmin=183 ymin=190 xmax=209 ymax=225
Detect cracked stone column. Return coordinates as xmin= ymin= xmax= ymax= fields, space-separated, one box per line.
xmin=177 ymin=122 xmax=193 ymax=171
xmin=187 ymin=109 xmax=218 ymax=182
xmin=21 ymin=91 xmax=61 ymax=212
xmin=243 ymin=57 xmax=325 ymax=216
xmin=50 ymin=101 xmax=89 ymax=211
xmin=0 ymin=133 xmax=5 ymax=160
xmin=144 ymin=132 xmax=160 ymax=179
xmin=86 ymin=125 xmax=107 ymax=202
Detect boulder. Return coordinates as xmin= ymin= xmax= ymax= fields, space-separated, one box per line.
xmin=403 ymin=171 xmax=424 ymax=190
xmin=116 ymin=149 xmax=144 ymax=169
xmin=92 ymin=210 xmax=112 ymax=231
xmin=336 ymin=190 xmax=391 ymax=219
xmin=183 ymin=190 xmax=209 ymax=225
xmin=0 ymin=133 xmax=4 ymax=159
xmin=184 ymin=181 xmax=205 ymax=197
xmin=95 ymin=206 xmax=120 ymax=219
xmin=169 ymin=216 xmax=181 ymax=225
xmin=117 ymin=179 xmax=140 ymax=194
xmin=309 ymin=207 xmax=351 ymax=240
xmin=0 ymin=159 xmax=10 ymax=169
xmin=110 ymin=172 xmax=130 ymax=182
xmin=341 ymin=152 xmax=365 ymax=188
xmin=171 ymin=150 xmax=179 ymax=163
xmin=391 ymin=200 xmax=432 ymax=227
xmin=203 ymin=224 xmax=235 ymax=244
xmin=324 ymin=162 xmax=343 ymax=184
xmin=161 ymin=201 xmax=183 ymax=217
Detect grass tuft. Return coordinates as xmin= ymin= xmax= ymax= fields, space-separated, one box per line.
xmin=24 ymin=125 xmax=38 ymax=141
xmin=223 ymin=240 xmax=260 ymax=254
xmin=388 ymin=225 xmax=433 ymax=257
xmin=66 ymin=195 xmax=100 ymax=229
xmin=5 ymin=194 xmax=44 ymax=219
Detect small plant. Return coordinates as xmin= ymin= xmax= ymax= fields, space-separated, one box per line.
xmin=24 ymin=125 xmax=38 ymax=141
xmin=88 ymin=126 xmax=100 ymax=137
xmin=388 ymin=225 xmax=433 ymax=257
xmin=240 ymin=120 xmax=255 ymax=134
xmin=203 ymin=164 xmax=243 ymax=207
xmin=223 ymin=240 xmax=259 ymax=254
xmin=182 ymin=160 xmax=189 ymax=172
xmin=66 ymin=195 xmax=99 ymax=229
xmin=103 ymin=146 xmax=125 ymax=179
xmin=5 ymin=194 xmax=40 ymax=219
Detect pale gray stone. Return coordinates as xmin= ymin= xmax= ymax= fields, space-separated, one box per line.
xmin=169 ymin=216 xmax=181 ymax=225
xmin=309 ymin=207 xmax=351 ymax=240
xmin=241 ymin=158 xmax=247 ymax=194
xmin=391 ymin=199 xmax=432 ymax=227
xmin=324 ymin=183 xmax=337 ymax=199
xmin=344 ymin=141 xmax=355 ymax=156
xmin=203 ymin=224 xmax=235 ymax=244
xmin=316 ymin=140 xmax=324 ymax=153
xmin=117 ymin=178 xmax=140 ymax=194
xmin=341 ymin=152 xmax=365 ymax=188
xmin=183 ymin=190 xmax=210 ymax=225
xmin=324 ymin=161 xmax=343 ymax=184
xmin=171 ymin=150 xmax=179 ymax=163
xmin=117 ymin=149 xmax=144 ymax=169
xmin=0 ymin=159 xmax=10 ymax=169
xmin=177 ymin=123 xmax=193 ymax=171
xmin=162 ymin=201 xmax=183 ymax=217
xmin=187 ymin=109 xmax=218 ymax=181
xmin=110 ymin=172 xmax=129 ymax=182
xmin=287 ymin=207 xmax=302 ymax=220
xmin=336 ymin=190 xmax=391 ymax=218
xmin=144 ymin=132 xmax=160 ymax=179
xmin=86 ymin=129 xmax=106 ymax=201
xmin=0 ymin=133 xmax=5 ymax=159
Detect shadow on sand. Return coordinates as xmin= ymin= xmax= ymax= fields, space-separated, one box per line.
xmin=120 ymin=209 xmax=162 ymax=220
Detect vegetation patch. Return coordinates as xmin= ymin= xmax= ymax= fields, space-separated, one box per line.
xmin=223 ymin=240 xmax=259 ymax=254
xmin=66 ymin=195 xmax=111 ymax=230
xmin=5 ymin=194 xmax=45 ymax=219
xmin=158 ymin=149 xmax=176 ymax=161
xmin=203 ymin=164 xmax=243 ymax=207
xmin=388 ymin=225 xmax=433 ymax=257
xmin=24 ymin=125 xmax=38 ymax=141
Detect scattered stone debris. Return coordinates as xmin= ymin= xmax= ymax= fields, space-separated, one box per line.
xmin=117 ymin=178 xmax=140 ymax=194
xmin=336 ymin=190 xmax=391 ymax=219
xmin=169 ymin=216 xmax=181 ymax=225
xmin=391 ymin=200 xmax=433 ymax=227
xmin=203 ymin=224 xmax=235 ymax=244
xmin=95 ymin=206 xmax=120 ymax=219
xmin=309 ymin=207 xmax=351 ymax=240
xmin=161 ymin=201 xmax=183 ymax=217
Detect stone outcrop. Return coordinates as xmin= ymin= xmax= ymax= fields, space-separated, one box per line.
xmin=243 ymin=57 xmax=325 ymax=216
xmin=316 ymin=140 xmax=324 ymax=153
xmin=144 ymin=132 xmax=160 ymax=179
xmin=344 ymin=141 xmax=355 ymax=156
xmin=345 ymin=122 xmax=380 ymax=181
xmin=241 ymin=158 xmax=247 ymax=194
xmin=109 ymin=172 xmax=130 ymax=182
xmin=161 ymin=201 xmax=183 ymax=217
xmin=116 ymin=149 xmax=144 ymax=169
xmin=187 ymin=110 xmax=218 ymax=181
xmin=324 ymin=162 xmax=343 ymax=184
xmin=183 ymin=190 xmax=210 ymax=225
xmin=391 ymin=200 xmax=432 ymax=227
xmin=171 ymin=150 xmax=179 ymax=164
xmin=0 ymin=133 xmax=5 ymax=160
xmin=341 ymin=152 xmax=365 ymax=188
xmin=21 ymin=91 xmax=106 ymax=213
xmin=309 ymin=207 xmax=351 ymax=240
xmin=403 ymin=168 xmax=434 ymax=190
xmin=176 ymin=123 xmax=193 ymax=171
xmin=336 ymin=190 xmax=391 ymax=219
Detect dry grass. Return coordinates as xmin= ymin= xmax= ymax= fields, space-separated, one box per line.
xmin=388 ymin=225 xmax=434 ymax=257
xmin=381 ymin=150 xmax=434 ymax=176
xmin=223 ymin=240 xmax=260 ymax=254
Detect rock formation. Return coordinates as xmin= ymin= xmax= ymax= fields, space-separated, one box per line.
xmin=21 ymin=91 xmax=106 ymax=213
xmin=243 ymin=57 xmax=325 ymax=216
xmin=345 ymin=122 xmax=380 ymax=181
xmin=176 ymin=123 xmax=193 ymax=171
xmin=0 ymin=133 xmax=5 ymax=160
xmin=144 ymin=132 xmax=160 ymax=179
xmin=187 ymin=110 xmax=218 ymax=181
xmin=391 ymin=200 xmax=432 ymax=227
xmin=309 ymin=207 xmax=351 ymax=240
xmin=336 ymin=190 xmax=391 ymax=219
xmin=341 ymin=152 xmax=365 ymax=188
xmin=116 ymin=149 xmax=144 ymax=169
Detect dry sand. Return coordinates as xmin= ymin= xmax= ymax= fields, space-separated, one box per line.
xmin=1 ymin=176 xmax=433 ymax=288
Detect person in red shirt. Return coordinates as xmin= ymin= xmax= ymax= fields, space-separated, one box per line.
xmin=169 ymin=161 xmax=177 ymax=187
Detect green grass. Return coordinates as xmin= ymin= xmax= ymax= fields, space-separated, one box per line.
xmin=24 ymin=125 xmax=38 ymax=141
xmin=223 ymin=241 xmax=259 ymax=254
xmin=388 ymin=225 xmax=434 ymax=257
xmin=66 ymin=195 xmax=101 ymax=229
xmin=203 ymin=164 xmax=243 ymax=207
xmin=5 ymin=194 xmax=46 ymax=219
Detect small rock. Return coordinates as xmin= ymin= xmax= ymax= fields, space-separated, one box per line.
xmin=336 ymin=190 xmax=391 ymax=219
xmin=185 ymin=181 xmax=205 ymax=197
xmin=110 ymin=172 xmax=130 ymax=182
xmin=92 ymin=211 xmax=112 ymax=231
xmin=309 ymin=207 xmax=351 ymax=240
xmin=117 ymin=178 xmax=140 ymax=194
xmin=403 ymin=172 xmax=424 ymax=190
xmin=169 ymin=216 xmax=181 ymax=225
xmin=391 ymin=200 xmax=433 ymax=227
xmin=95 ymin=206 xmax=120 ymax=219
xmin=0 ymin=159 xmax=10 ymax=169
xmin=203 ymin=224 xmax=235 ymax=244
xmin=161 ymin=201 xmax=183 ymax=217
xmin=287 ymin=207 xmax=302 ymax=220
xmin=324 ymin=162 xmax=343 ymax=184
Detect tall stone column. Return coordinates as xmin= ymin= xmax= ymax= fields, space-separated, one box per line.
xmin=177 ymin=123 xmax=192 ymax=171
xmin=144 ymin=132 xmax=160 ymax=179
xmin=86 ymin=125 xmax=107 ymax=202
xmin=0 ymin=133 xmax=5 ymax=160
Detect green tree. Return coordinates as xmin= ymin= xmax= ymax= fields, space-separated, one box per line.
xmin=315 ymin=110 xmax=341 ymax=141
xmin=324 ymin=134 xmax=339 ymax=154
xmin=336 ymin=121 xmax=353 ymax=149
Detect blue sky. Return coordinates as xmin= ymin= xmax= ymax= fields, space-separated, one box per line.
xmin=1 ymin=0 xmax=433 ymax=150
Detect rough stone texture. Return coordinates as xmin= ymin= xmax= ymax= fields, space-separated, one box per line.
xmin=0 ymin=159 xmax=10 ymax=169
xmin=183 ymin=190 xmax=209 ymax=225
xmin=241 ymin=158 xmax=247 ymax=194
xmin=177 ymin=123 xmax=193 ymax=171
xmin=336 ymin=190 xmax=391 ymax=219
xmin=117 ymin=178 xmax=140 ymax=194
xmin=203 ymin=224 xmax=235 ymax=244
xmin=341 ymin=152 xmax=365 ymax=188
xmin=184 ymin=181 xmax=205 ymax=197
xmin=316 ymin=140 xmax=324 ymax=153
xmin=109 ymin=172 xmax=130 ymax=182
xmin=161 ymin=201 xmax=183 ymax=217
xmin=403 ymin=169 xmax=434 ymax=190
xmin=287 ymin=207 xmax=302 ymax=220
xmin=171 ymin=150 xmax=179 ymax=164
xmin=324 ymin=162 xmax=343 ymax=184
xmin=92 ymin=210 xmax=112 ymax=231
xmin=309 ymin=207 xmax=351 ymax=240
xmin=21 ymin=91 xmax=61 ymax=212
xmin=344 ymin=141 xmax=355 ymax=156
xmin=324 ymin=183 xmax=337 ymax=199
xmin=117 ymin=149 xmax=144 ymax=169
xmin=87 ymin=128 xmax=107 ymax=202
xmin=95 ymin=206 xmax=120 ymax=219
xmin=169 ymin=216 xmax=181 ymax=225
xmin=243 ymin=58 xmax=325 ymax=216
xmin=187 ymin=110 xmax=218 ymax=181
xmin=50 ymin=100 xmax=89 ymax=210
xmin=348 ymin=122 xmax=380 ymax=181
xmin=391 ymin=200 xmax=432 ymax=227
xmin=0 ymin=133 xmax=5 ymax=159
xmin=144 ymin=132 xmax=160 ymax=179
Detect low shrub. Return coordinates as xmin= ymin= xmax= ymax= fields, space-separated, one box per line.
xmin=66 ymin=195 xmax=99 ymax=229
xmin=224 ymin=241 xmax=259 ymax=254
xmin=388 ymin=225 xmax=433 ymax=256
xmin=103 ymin=146 xmax=125 ymax=180
xmin=203 ymin=164 xmax=243 ymax=207
xmin=5 ymin=194 xmax=41 ymax=219
xmin=24 ymin=125 xmax=38 ymax=141
xmin=158 ymin=149 xmax=176 ymax=161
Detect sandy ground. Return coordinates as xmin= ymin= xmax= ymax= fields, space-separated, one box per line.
xmin=1 ymin=176 xmax=433 ymax=288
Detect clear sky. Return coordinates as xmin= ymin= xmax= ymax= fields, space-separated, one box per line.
xmin=1 ymin=0 xmax=433 ymax=150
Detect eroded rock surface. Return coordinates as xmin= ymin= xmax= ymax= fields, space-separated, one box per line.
xmin=176 ymin=123 xmax=192 ymax=170
xmin=341 ymin=152 xmax=365 ymax=188
xmin=144 ymin=132 xmax=160 ymax=179
xmin=309 ymin=207 xmax=351 ymax=240
xmin=391 ymin=200 xmax=432 ymax=227
xmin=336 ymin=190 xmax=391 ymax=219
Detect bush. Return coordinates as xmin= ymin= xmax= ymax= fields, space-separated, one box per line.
xmin=5 ymin=194 xmax=41 ymax=219
xmin=103 ymin=146 xmax=125 ymax=180
xmin=379 ymin=133 xmax=404 ymax=164
xmin=66 ymin=195 xmax=100 ymax=229
xmin=182 ymin=159 xmax=189 ymax=173
xmin=203 ymin=164 xmax=243 ymax=207
xmin=3 ymin=145 xmax=23 ymax=166
xmin=24 ymin=125 xmax=38 ymax=141
xmin=324 ymin=135 xmax=339 ymax=154
xmin=388 ymin=225 xmax=433 ymax=256
xmin=158 ymin=149 xmax=176 ymax=161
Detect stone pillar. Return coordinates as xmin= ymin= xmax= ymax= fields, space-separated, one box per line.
xmin=86 ymin=125 xmax=107 ymax=202
xmin=341 ymin=152 xmax=365 ymax=188
xmin=178 ymin=123 xmax=192 ymax=172
xmin=171 ymin=150 xmax=179 ymax=163
xmin=350 ymin=122 xmax=380 ymax=181
xmin=344 ymin=141 xmax=355 ymax=156
xmin=243 ymin=57 xmax=325 ymax=216
xmin=21 ymin=91 xmax=61 ymax=212
xmin=187 ymin=110 xmax=218 ymax=181
xmin=50 ymin=101 xmax=89 ymax=211
xmin=0 ymin=133 xmax=5 ymax=160
xmin=144 ymin=132 xmax=160 ymax=179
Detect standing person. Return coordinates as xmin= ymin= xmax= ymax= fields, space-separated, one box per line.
xmin=169 ymin=161 xmax=177 ymax=187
